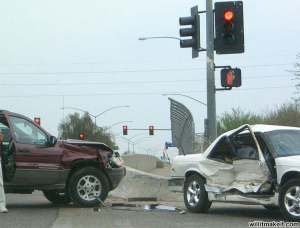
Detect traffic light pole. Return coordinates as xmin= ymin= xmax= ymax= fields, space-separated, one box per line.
xmin=206 ymin=0 xmax=217 ymax=143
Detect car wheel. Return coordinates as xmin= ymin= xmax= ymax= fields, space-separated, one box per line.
xmin=68 ymin=167 xmax=109 ymax=207
xmin=279 ymin=179 xmax=300 ymax=221
xmin=183 ymin=174 xmax=211 ymax=213
xmin=43 ymin=190 xmax=71 ymax=205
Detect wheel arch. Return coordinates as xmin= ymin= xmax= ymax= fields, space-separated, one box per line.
xmin=67 ymin=159 xmax=111 ymax=188
xmin=280 ymin=171 xmax=300 ymax=186
xmin=185 ymin=169 xmax=207 ymax=183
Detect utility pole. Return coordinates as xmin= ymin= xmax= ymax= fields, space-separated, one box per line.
xmin=206 ymin=0 xmax=217 ymax=143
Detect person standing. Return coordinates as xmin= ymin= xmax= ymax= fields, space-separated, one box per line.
xmin=0 ymin=133 xmax=8 ymax=213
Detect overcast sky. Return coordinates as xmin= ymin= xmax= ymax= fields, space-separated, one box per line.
xmin=0 ymin=0 xmax=299 ymax=155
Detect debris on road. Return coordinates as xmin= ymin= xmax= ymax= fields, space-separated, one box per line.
xmin=93 ymin=200 xmax=186 ymax=214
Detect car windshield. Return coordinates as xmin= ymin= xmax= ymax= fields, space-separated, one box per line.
xmin=266 ymin=130 xmax=300 ymax=157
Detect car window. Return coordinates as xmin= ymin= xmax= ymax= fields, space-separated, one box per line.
xmin=9 ymin=116 xmax=48 ymax=145
xmin=0 ymin=122 xmax=10 ymax=145
xmin=231 ymin=133 xmax=258 ymax=160
xmin=266 ymin=130 xmax=300 ymax=157
xmin=208 ymin=137 xmax=233 ymax=163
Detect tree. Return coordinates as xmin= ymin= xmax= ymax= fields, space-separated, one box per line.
xmin=217 ymin=108 xmax=263 ymax=135
xmin=294 ymin=54 xmax=300 ymax=97
xmin=217 ymin=103 xmax=300 ymax=135
xmin=58 ymin=112 xmax=117 ymax=149
xmin=264 ymin=103 xmax=300 ymax=127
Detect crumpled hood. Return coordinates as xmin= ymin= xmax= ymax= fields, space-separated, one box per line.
xmin=61 ymin=139 xmax=113 ymax=152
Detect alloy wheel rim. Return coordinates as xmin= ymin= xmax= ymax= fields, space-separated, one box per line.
xmin=186 ymin=180 xmax=201 ymax=207
xmin=284 ymin=186 xmax=300 ymax=217
xmin=76 ymin=175 xmax=102 ymax=201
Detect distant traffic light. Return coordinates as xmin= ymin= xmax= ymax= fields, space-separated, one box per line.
xmin=34 ymin=117 xmax=41 ymax=126
xmin=221 ymin=68 xmax=241 ymax=88
xmin=149 ymin=125 xmax=154 ymax=135
xmin=79 ymin=132 xmax=85 ymax=140
xmin=214 ymin=1 xmax=244 ymax=54
xmin=179 ymin=6 xmax=200 ymax=58
xmin=122 ymin=125 xmax=128 ymax=135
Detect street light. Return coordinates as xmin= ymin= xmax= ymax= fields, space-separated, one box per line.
xmin=131 ymin=136 xmax=153 ymax=154
xmin=162 ymin=93 xmax=207 ymax=106
xmin=139 ymin=36 xmax=181 ymax=41
xmin=61 ymin=105 xmax=130 ymax=125
xmin=117 ymin=133 xmax=148 ymax=154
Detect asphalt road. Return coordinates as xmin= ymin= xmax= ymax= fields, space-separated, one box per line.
xmin=0 ymin=192 xmax=287 ymax=228
xmin=1 ymin=192 xmax=58 ymax=228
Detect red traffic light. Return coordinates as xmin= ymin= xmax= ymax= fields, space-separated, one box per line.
xmin=149 ymin=125 xmax=154 ymax=136
xmin=79 ymin=133 xmax=85 ymax=140
xmin=224 ymin=10 xmax=234 ymax=21
xmin=34 ymin=117 xmax=41 ymax=126
xmin=122 ymin=125 xmax=128 ymax=135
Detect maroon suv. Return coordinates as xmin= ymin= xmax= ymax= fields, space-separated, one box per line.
xmin=0 ymin=110 xmax=125 ymax=207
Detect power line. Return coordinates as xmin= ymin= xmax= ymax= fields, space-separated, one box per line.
xmin=0 ymin=51 xmax=296 ymax=66
xmin=0 ymin=63 xmax=293 ymax=76
xmin=0 ymin=85 xmax=294 ymax=98
xmin=0 ymin=74 xmax=293 ymax=87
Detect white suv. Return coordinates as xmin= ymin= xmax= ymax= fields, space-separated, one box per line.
xmin=169 ymin=124 xmax=300 ymax=221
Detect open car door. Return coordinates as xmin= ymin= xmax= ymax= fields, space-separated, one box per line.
xmin=229 ymin=125 xmax=271 ymax=193
xmin=0 ymin=117 xmax=16 ymax=182
xmin=206 ymin=125 xmax=271 ymax=193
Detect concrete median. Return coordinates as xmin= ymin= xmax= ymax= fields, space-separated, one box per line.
xmin=109 ymin=166 xmax=181 ymax=202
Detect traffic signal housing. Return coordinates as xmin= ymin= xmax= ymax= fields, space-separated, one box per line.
xmin=214 ymin=1 xmax=244 ymax=54
xmin=122 ymin=125 xmax=128 ymax=135
xmin=179 ymin=6 xmax=200 ymax=58
xmin=79 ymin=132 xmax=85 ymax=140
xmin=149 ymin=125 xmax=154 ymax=136
xmin=221 ymin=68 xmax=241 ymax=88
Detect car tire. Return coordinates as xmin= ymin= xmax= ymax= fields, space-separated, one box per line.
xmin=43 ymin=190 xmax=71 ymax=205
xmin=68 ymin=167 xmax=109 ymax=207
xmin=183 ymin=174 xmax=211 ymax=213
xmin=279 ymin=179 xmax=300 ymax=221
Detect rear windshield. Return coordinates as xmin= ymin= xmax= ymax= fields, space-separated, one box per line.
xmin=266 ymin=130 xmax=300 ymax=157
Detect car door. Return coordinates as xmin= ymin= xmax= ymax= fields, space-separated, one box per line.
xmin=206 ymin=125 xmax=271 ymax=193
xmin=229 ymin=125 xmax=271 ymax=193
xmin=205 ymin=136 xmax=236 ymax=189
xmin=0 ymin=115 xmax=16 ymax=182
xmin=7 ymin=115 xmax=64 ymax=186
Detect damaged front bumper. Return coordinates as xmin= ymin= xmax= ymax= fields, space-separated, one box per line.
xmin=106 ymin=166 xmax=126 ymax=190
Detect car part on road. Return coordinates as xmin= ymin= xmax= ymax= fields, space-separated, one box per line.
xmin=184 ymin=174 xmax=211 ymax=213
xmin=43 ymin=190 xmax=71 ymax=205
xmin=128 ymin=197 xmax=157 ymax=202
xmin=93 ymin=201 xmax=186 ymax=214
xmin=68 ymin=167 xmax=109 ymax=207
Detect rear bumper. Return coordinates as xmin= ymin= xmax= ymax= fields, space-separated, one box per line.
xmin=106 ymin=166 xmax=126 ymax=190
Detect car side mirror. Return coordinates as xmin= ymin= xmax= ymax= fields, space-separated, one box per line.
xmin=49 ymin=136 xmax=57 ymax=146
